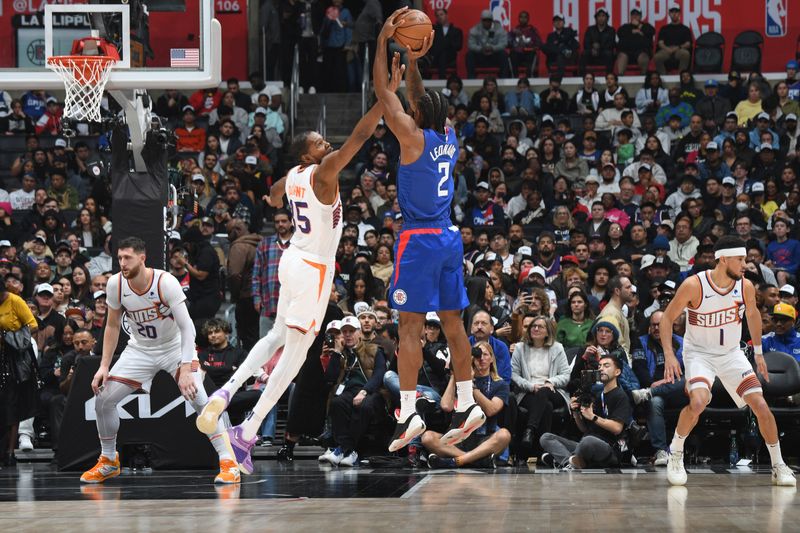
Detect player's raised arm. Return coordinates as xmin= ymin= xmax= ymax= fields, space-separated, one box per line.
xmin=743 ymin=278 xmax=769 ymax=382
xmin=401 ymin=29 xmax=434 ymax=116
xmin=660 ymin=276 xmax=701 ymax=383
xmin=373 ymin=9 xmax=419 ymax=142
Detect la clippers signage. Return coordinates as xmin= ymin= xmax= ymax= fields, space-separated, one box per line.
xmin=424 ymin=0 xmax=800 ymax=75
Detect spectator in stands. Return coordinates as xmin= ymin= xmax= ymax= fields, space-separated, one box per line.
xmin=599 ymin=73 xmax=629 ymax=110
xmin=505 ymin=77 xmax=539 ymax=117
xmin=615 ymin=8 xmax=654 ymax=75
xmin=508 ymin=10 xmax=541 ymax=77
xmin=654 ymin=6 xmax=692 ymax=74
xmin=655 ymin=87 xmax=693 ymax=128
xmin=87 ymin=234 xmax=112 ymax=279
xmin=694 ymin=80 xmax=732 ymax=127
xmin=47 ymin=171 xmax=79 ymax=211
xmin=734 ymin=83 xmax=764 ymax=127
xmin=154 ymin=89 xmax=190 ymax=127
xmin=0 ymin=99 xmax=35 ymax=135
xmin=465 ymin=117 xmax=500 ymax=169
xmin=253 ymin=209 xmax=292 ymax=336
xmin=556 ymin=290 xmax=594 ymax=348
xmin=198 ymin=318 xmax=246 ymax=388
xmin=226 ymin=219 xmax=261 ymax=350
xmin=469 ymin=309 xmax=512 ymax=383
xmin=425 ymin=8 xmax=463 ymax=79
xmin=513 ymin=316 xmax=571 ymax=454
xmin=466 ymin=10 xmax=510 ymax=78
xmin=35 ymin=97 xmax=62 ymax=136
xmin=635 ymin=71 xmax=669 ymax=115
xmin=582 ymin=9 xmax=615 ymax=72
xmin=543 ymin=14 xmax=579 ymax=75
xmin=21 ymin=90 xmax=50 ymax=121
xmin=175 ymin=106 xmax=207 ymax=152
xmin=630 ymin=310 xmax=686 ymax=466
xmin=571 ymin=72 xmax=600 ymax=116
xmin=319 ymin=316 xmax=387 ymax=467
xmin=466 ymin=180 xmax=505 ymax=228
xmin=540 ymin=75 xmax=570 ymax=116
xmin=596 ymin=92 xmax=640 ymax=133
xmin=766 ymin=217 xmax=800 ymax=284
xmin=762 ymin=303 xmax=800 ymax=362
xmin=775 ymin=81 xmax=800 ymax=118
xmin=541 ymin=352 xmax=632 ymax=469
xmin=189 ymin=87 xmax=222 ymax=116
xmin=320 ymin=0 xmax=352 ymax=93
xmin=183 ymin=226 xmax=221 ymax=322
xmin=423 ymin=341 xmax=510 ymax=469
xmin=468 ymin=95 xmax=504 ymax=133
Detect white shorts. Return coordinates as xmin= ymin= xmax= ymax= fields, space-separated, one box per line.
xmin=277 ymin=247 xmax=334 ymax=335
xmin=683 ymin=347 xmax=762 ymax=408
xmin=108 ymin=341 xmax=194 ymax=392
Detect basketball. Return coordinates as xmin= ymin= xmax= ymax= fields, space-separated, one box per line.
xmin=393 ymin=9 xmax=433 ymax=52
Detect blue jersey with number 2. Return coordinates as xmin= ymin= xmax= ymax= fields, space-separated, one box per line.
xmin=396 ymin=127 xmax=457 ymax=226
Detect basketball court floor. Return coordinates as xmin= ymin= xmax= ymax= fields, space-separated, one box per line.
xmin=1 ymin=460 xmax=797 ymax=532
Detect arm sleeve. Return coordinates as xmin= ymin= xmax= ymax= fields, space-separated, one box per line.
xmin=161 ymin=273 xmax=193 ymax=363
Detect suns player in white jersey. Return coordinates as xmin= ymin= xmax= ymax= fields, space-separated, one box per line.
xmin=659 ymin=236 xmax=795 ymax=487
xmin=195 ymin=54 xmax=407 ymax=473
xmin=80 ymin=237 xmax=239 ymax=484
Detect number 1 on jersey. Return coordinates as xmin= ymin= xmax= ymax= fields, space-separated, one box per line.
xmin=720 ymin=329 xmax=723 ymax=345
xmin=437 ymin=162 xmax=450 ymax=197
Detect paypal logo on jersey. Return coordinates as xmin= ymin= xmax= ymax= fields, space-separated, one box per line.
xmin=430 ymin=143 xmax=456 ymax=161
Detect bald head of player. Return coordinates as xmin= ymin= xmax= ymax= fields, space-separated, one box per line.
xmin=713 ymin=235 xmax=747 ymax=281
xmin=117 ymin=236 xmax=147 ymax=280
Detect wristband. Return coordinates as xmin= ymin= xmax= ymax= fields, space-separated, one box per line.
xmin=754 ymin=345 xmax=763 ymax=356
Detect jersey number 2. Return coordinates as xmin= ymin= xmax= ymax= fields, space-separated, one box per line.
xmin=437 ymin=162 xmax=450 ymax=198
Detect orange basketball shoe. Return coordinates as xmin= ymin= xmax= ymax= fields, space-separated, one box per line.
xmin=214 ymin=459 xmax=241 ymax=484
xmin=80 ymin=453 xmax=121 ymax=483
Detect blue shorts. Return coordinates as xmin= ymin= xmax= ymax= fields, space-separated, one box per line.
xmin=388 ymin=225 xmax=469 ymax=313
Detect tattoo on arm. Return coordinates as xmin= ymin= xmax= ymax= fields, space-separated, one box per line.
xmin=406 ymin=61 xmax=424 ymax=113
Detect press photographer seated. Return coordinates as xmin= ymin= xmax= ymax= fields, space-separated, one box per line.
xmin=421 ymin=341 xmax=511 ymax=469
xmin=539 ymin=353 xmax=633 ymax=470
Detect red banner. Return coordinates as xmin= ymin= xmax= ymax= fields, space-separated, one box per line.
xmin=424 ymin=0 xmax=799 ymax=76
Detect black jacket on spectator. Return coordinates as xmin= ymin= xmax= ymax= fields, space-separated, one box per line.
xmin=198 ymin=344 xmax=246 ymax=388
xmin=540 ymin=87 xmax=571 ymax=116
xmin=616 ymin=22 xmax=655 ymax=57
xmin=583 ymin=25 xmax=616 ymax=54
xmin=657 ymin=23 xmax=692 ymax=49
xmin=695 ymin=95 xmax=732 ymax=125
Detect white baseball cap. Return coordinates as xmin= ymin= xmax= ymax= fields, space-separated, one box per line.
xmin=756 ymin=111 xmax=770 ymax=121
xmin=779 ymin=285 xmax=795 ymax=296
xmin=530 ymin=266 xmax=547 ymax=278
xmin=254 ymin=107 xmax=268 ymax=115
xmin=751 ymin=182 xmax=765 ymax=193
xmin=758 ymin=142 xmax=774 ymax=152
xmin=517 ymin=245 xmax=533 ymax=257
xmin=722 ymin=176 xmax=735 ymax=186
xmin=191 ymin=173 xmax=205 ymax=182
xmin=54 ymin=138 xmax=67 ymax=148
xmin=640 ymin=254 xmax=655 ymax=269
xmin=353 ymin=301 xmax=370 ymax=316
xmin=93 ymin=290 xmax=106 ymax=300
xmin=326 ymin=320 xmax=342 ymax=332
xmin=245 ymin=155 xmax=259 ymax=165
xmin=35 ymin=283 xmax=54 ymax=295
xmin=425 ymin=312 xmax=441 ymax=325
xmin=786 ymin=113 xmax=798 ymax=122
xmin=476 ymin=181 xmax=490 ymax=190
xmin=341 ymin=316 xmax=361 ymax=330
xmin=706 ymin=141 xmax=718 ymax=151
xmin=0 ymin=240 xmax=10 ymax=247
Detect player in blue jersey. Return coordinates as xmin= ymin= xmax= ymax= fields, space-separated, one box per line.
xmin=374 ymin=9 xmax=486 ymax=453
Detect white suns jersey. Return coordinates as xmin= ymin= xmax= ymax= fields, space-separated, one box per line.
xmin=285 ymin=164 xmax=343 ymax=259
xmin=106 ymin=269 xmax=186 ymax=353
xmin=684 ymin=271 xmax=745 ymax=355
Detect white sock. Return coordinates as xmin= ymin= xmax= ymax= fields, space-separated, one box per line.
xmin=222 ymin=319 xmax=287 ymax=397
xmin=209 ymin=433 xmax=233 ymax=461
xmin=456 ymin=380 xmax=475 ymax=411
xmin=670 ymin=432 xmax=687 ymax=453
xmin=100 ymin=436 xmax=116 ymax=460
xmin=240 ymin=327 xmax=315 ymax=441
xmin=399 ymin=390 xmax=416 ymax=420
xmin=767 ymin=441 xmax=785 ymax=466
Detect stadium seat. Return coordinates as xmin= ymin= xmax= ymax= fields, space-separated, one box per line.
xmin=693 ymin=32 xmax=725 ymax=73
xmin=758 ymin=351 xmax=800 ymax=417
xmin=565 ymin=346 xmax=583 ymax=365
xmin=731 ymin=30 xmax=763 ymax=73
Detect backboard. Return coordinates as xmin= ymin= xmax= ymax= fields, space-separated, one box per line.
xmin=0 ymin=0 xmax=220 ymax=91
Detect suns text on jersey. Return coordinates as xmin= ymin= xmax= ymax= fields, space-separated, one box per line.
xmin=127 ymin=303 xmax=172 ymax=324
xmin=687 ymin=303 xmax=744 ymax=327
xmin=429 ymin=143 xmax=456 ymax=161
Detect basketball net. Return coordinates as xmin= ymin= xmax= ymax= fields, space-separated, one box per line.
xmin=47 ymin=38 xmax=120 ymax=123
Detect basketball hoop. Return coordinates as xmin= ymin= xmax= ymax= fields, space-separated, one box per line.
xmin=47 ymin=38 xmax=120 ymax=122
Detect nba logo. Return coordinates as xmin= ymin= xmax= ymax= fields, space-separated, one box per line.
xmin=490 ymin=0 xmax=512 ymax=31
xmin=765 ymin=0 xmax=787 ymax=37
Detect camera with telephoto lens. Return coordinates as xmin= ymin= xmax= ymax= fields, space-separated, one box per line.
xmin=575 ymin=368 xmax=601 ymax=409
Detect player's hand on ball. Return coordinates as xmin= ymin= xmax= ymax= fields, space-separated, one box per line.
xmin=404 ymin=30 xmax=434 ymax=60
xmin=387 ymin=52 xmax=406 ymax=92
xmin=755 ymin=354 xmax=769 ymax=382
xmin=92 ymin=366 xmax=109 ymax=395
xmin=178 ymin=365 xmax=198 ymax=401
xmin=663 ymin=355 xmax=682 ymax=384
xmin=380 ymin=7 xmax=408 ymax=39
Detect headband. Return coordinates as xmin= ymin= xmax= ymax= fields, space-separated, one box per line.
xmin=714 ymin=247 xmax=746 ymax=259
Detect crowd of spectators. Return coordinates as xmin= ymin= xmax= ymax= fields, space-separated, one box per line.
xmin=3 ymin=2 xmax=800 ymax=471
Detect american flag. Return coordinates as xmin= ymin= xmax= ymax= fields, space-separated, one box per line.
xmin=170 ymin=48 xmax=200 ymax=67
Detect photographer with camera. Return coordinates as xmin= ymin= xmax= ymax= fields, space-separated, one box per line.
xmin=318 ymin=316 xmax=387 ymax=467
xmin=540 ymin=352 xmax=633 ymax=469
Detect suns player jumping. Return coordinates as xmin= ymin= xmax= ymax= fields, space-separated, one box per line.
xmin=82 ymin=237 xmax=240 ymax=484
xmin=194 ymin=55 xmax=407 ymax=473
xmin=374 ymin=9 xmax=485 ymax=453
xmin=660 ymin=236 xmax=795 ymax=487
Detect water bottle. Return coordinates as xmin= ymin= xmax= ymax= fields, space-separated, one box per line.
xmin=729 ymin=430 xmax=739 ymax=466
